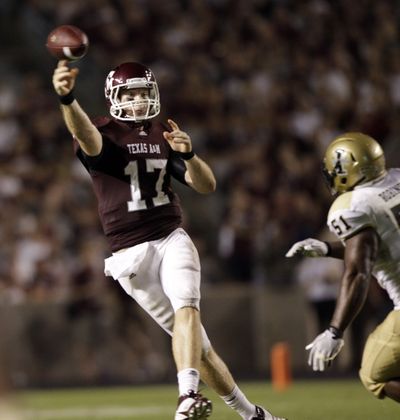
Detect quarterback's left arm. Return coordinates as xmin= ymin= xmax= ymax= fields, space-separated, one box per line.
xmin=163 ymin=119 xmax=216 ymax=194
xmin=306 ymin=227 xmax=379 ymax=371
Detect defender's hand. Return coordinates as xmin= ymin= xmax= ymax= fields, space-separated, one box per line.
xmin=163 ymin=119 xmax=192 ymax=153
xmin=52 ymin=60 xmax=79 ymax=96
xmin=305 ymin=329 xmax=344 ymax=371
xmin=286 ymin=238 xmax=329 ymax=258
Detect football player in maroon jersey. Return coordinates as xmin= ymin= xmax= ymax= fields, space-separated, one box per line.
xmin=52 ymin=60 xmax=286 ymax=420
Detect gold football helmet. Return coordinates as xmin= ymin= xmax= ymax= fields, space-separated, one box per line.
xmin=322 ymin=132 xmax=386 ymax=195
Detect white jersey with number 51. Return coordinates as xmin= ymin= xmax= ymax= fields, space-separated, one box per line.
xmin=327 ymin=168 xmax=400 ymax=309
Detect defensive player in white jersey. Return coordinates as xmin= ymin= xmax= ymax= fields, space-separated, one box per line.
xmin=286 ymin=132 xmax=400 ymax=402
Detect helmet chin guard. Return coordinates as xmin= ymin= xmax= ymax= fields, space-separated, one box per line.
xmin=105 ymin=62 xmax=160 ymax=122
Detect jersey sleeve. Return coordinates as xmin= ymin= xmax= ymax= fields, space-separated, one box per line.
xmin=328 ymin=209 xmax=374 ymax=240
xmin=74 ymin=134 xmax=118 ymax=174
xmin=327 ymin=192 xmax=375 ymax=240
xmin=74 ymin=116 xmax=116 ymax=172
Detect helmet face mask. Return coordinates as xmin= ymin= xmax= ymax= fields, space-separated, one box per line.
xmin=105 ymin=62 xmax=160 ymax=122
xmin=323 ymin=132 xmax=386 ymax=195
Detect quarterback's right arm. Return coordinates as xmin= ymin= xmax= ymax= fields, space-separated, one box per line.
xmin=52 ymin=60 xmax=102 ymax=156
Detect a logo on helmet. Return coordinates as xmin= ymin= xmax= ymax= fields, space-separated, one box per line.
xmin=105 ymin=70 xmax=115 ymax=97
xmin=333 ymin=148 xmax=351 ymax=175
xmin=145 ymin=70 xmax=152 ymax=81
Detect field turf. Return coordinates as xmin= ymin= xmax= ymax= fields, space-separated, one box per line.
xmin=4 ymin=379 xmax=398 ymax=419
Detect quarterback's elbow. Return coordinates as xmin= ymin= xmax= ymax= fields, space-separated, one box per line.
xmin=204 ymin=178 xmax=217 ymax=194
xmin=193 ymin=178 xmax=217 ymax=194
xmin=208 ymin=178 xmax=217 ymax=193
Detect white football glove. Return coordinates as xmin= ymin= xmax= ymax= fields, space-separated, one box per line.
xmin=285 ymin=238 xmax=329 ymax=258
xmin=305 ymin=329 xmax=344 ymax=371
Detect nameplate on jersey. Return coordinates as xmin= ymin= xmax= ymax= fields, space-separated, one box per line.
xmin=127 ymin=143 xmax=161 ymax=154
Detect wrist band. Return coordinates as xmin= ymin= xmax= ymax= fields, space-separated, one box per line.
xmin=328 ymin=325 xmax=343 ymax=339
xmin=176 ymin=150 xmax=195 ymax=160
xmin=59 ymin=91 xmax=75 ymax=105
xmin=324 ymin=241 xmax=332 ymax=256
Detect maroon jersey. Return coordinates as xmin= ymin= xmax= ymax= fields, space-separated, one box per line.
xmin=74 ymin=117 xmax=188 ymax=251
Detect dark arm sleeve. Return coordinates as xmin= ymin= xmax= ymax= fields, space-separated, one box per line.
xmin=167 ymin=151 xmax=188 ymax=186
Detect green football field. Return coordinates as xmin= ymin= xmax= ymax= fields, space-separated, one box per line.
xmin=4 ymin=379 xmax=398 ymax=420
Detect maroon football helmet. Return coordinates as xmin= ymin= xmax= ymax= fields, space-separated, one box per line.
xmin=104 ymin=62 xmax=160 ymax=122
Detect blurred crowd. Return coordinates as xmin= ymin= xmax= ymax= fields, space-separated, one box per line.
xmin=0 ymin=0 xmax=398 ymax=382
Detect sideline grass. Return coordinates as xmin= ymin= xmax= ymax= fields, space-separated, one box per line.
xmin=6 ymin=379 xmax=399 ymax=419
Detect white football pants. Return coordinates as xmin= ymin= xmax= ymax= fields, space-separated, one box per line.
xmin=104 ymin=228 xmax=211 ymax=350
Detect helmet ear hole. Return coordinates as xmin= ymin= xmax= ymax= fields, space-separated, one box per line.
xmin=341 ymin=178 xmax=347 ymax=184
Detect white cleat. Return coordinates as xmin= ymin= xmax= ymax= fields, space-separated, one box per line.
xmin=175 ymin=390 xmax=212 ymax=420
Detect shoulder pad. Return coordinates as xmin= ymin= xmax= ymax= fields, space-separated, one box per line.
xmin=328 ymin=191 xmax=353 ymax=218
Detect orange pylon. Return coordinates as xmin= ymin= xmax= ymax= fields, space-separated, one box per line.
xmin=270 ymin=341 xmax=292 ymax=391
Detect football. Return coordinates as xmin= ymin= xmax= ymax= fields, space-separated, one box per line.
xmin=46 ymin=25 xmax=89 ymax=61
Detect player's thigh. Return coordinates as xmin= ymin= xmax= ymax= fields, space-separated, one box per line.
xmin=359 ymin=310 xmax=400 ymax=397
xmin=160 ymin=228 xmax=201 ymax=312
xmin=117 ymin=249 xmax=175 ymax=335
